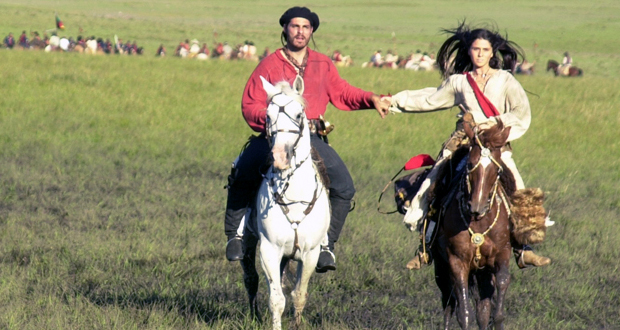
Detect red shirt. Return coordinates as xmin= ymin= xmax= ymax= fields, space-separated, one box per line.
xmin=242 ymin=48 xmax=374 ymax=132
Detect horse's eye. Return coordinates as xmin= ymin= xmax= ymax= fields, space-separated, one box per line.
xmin=296 ymin=113 xmax=303 ymax=121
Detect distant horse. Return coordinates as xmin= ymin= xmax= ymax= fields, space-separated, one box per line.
xmin=515 ymin=61 xmax=535 ymax=75
xmin=430 ymin=113 xmax=514 ymax=330
xmin=547 ymin=59 xmax=583 ymax=77
xmin=71 ymin=44 xmax=85 ymax=53
xmin=241 ymin=76 xmax=330 ymax=330
xmin=29 ymin=39 xmax=46 ymax=50
xmin=334 ymin=55 xmax=353 ymax=67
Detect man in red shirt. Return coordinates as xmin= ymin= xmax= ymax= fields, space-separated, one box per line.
xmin=225 ymin=6 xmax=390 ymax=272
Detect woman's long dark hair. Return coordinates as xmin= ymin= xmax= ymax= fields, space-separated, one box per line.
xmin=436 ymin=21 xmax=525 ymax=79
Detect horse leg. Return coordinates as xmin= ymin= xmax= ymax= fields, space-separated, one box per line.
xmin=492 ymin=259 xmax=511 ymax=330
xmin=291 ymin=248 xmax=320 ymax=329
xmin=241 ymin=234 xmax=261 ymax=322
xmin=259 ymin=241 xmax=286 ymax=330
xmin=474 ymin=271 xmax=494 ymax=330
xmin=450 ymin=257 xmax=474 ymax=329
xmin=433 ymin=246 xmax=455 ymax=330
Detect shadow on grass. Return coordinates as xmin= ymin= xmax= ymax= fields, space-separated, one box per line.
xmin=70 ymin=279 xmax=244 ymax=326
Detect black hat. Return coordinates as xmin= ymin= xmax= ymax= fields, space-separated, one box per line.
xmin=279 ymin=7 xmax=319 ymax=32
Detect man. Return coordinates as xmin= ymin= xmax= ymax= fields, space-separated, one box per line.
xmin=4 ymin=33 xmax=15 ymax=49
xmin=18 ymin=31 xmax=29 ymax=48
xmin=559 ymin=51 xmax=572 ymax=76
xmin=224 ymin=6 xmax=390 ymax=272
xmin=222 ymin=42 xmax=232 ymax=59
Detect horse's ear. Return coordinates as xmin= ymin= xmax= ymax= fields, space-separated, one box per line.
xmin=462 ymin=112 xmax=476 ymax=140
xmin=293 ymin=75 xmax=304 ymax=95
xmin=260 ymin=76 xmax=279 ymax=99
xmin=498 ymin=126 xmax=511 ymax=147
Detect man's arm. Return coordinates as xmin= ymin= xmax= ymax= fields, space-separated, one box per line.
xmin=241 ymin=72 xmax=269 ymax=133
xmin=325 ymin=60 xmax=380 ymax=112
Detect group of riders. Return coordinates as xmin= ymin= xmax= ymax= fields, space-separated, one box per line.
xmin=362 ymin=49 xmax=438 ymax=71
xmin=224 ymin=6 xmax=553 ymax=278
xmin=160 ymin=39 xmax=269 ymax=62
xmin=2 ymin=30 xmax=143 ymax=55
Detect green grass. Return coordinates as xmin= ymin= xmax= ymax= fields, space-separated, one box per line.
xmin=0 ymin=0 xmax=620 ymax=329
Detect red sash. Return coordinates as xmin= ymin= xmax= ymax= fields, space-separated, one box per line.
xmin=466 ymin=72 xmax=500 ymax=118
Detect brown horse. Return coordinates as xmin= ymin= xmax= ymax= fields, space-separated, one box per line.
xmin=430 ymin=115 xmax=514 ymax=330
xmin=547 ymin=59 xmax=583 ymax=77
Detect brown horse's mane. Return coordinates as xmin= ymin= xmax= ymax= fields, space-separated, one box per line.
xmin=478 ymin=122 xmax=507 ymax=149
xmin=477 ymin=123 xmax=517 ymax=196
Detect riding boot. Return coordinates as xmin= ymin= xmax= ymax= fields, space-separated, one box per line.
xmin=406 ymin=247 xmax=431 ymax=270
xmin=316 ymin=197 xmax=350 ymax=273
xmin=514 ymin=245 xmax=551 ymax=269
xmin=406 ymin=222 xmax=434 ymax=270
xmin=223 ymin=135 xmax=270 ymax=261
xmin=224 ymin=183 xmax=253 ymax=261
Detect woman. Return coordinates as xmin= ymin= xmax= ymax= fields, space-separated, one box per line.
xmin=386 ymin=22 xmax=551 ymax=269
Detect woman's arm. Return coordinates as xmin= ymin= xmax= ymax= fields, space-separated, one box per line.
xmin=388 ymin=77 xmax=458 ymax=113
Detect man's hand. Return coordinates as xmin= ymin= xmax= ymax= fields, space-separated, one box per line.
xmin=371 ymin=94 xmax=391 ymax=119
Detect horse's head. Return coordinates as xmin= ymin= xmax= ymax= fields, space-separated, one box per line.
xmin=546 ymin=59 xmax=558 ymax=72
xmin=462 ymin=114 xmax=511 ymax=218
xmin=261 ymin=75 xmax=309 ymax=171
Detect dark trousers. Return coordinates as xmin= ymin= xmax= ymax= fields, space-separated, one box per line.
xmin=224 ymin=133 xmax=355 ymax=251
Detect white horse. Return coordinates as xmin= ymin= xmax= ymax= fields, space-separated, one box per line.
xmin=241 ymin=75 xmax=330 ymax=330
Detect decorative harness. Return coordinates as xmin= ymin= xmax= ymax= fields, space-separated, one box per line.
xmin=265 ymin=93 xmax=323 ymax=254
xmin=459 ymin=131 xmax=511 ymax=269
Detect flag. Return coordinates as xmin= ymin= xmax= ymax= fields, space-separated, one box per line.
xmin=56 ymin=14 xmax=65 ymax=30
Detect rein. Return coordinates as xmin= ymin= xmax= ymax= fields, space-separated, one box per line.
xmin=458 ymin=132 xmax=506 ymax=269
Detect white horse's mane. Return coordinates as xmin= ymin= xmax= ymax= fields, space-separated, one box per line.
xmin=269 ymin=80 xmax=306 ymax=108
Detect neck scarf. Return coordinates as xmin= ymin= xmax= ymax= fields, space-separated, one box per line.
xmin=466 ymin=72 xmax=500 ymax=118
xmin=283 ymin=48 xmax=309 ymax=77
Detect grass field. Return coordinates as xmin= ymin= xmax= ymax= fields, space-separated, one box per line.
xmin=1 ymin=1 xmax=620 ymax=329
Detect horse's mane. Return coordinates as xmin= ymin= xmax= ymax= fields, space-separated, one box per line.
xmin=311 ymin=147 xmax=330 ymax=188
xmin=478 ymin=123 xmax=517 ymax=196
xmin=268 ymin=80 xmax=307 ymax=108
xmin=478 ymin=122 xmax=507 ymax=149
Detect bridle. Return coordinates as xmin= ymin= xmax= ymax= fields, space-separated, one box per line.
xmin=266 ymin=93 xmax=304 ymax=152
xmin=265 ymin=92 xmax=322 ymax=252
xmin=458 ymin=130 xmax=510 ymax=268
